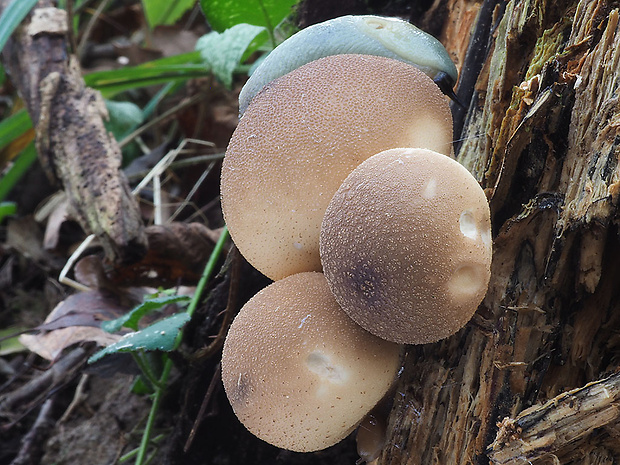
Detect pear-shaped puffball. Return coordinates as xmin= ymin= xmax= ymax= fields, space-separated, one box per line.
xmin=221 ymin=272 xmax=401 ymax=452
xmin=320 ymin=148 xmax=492 ymax=344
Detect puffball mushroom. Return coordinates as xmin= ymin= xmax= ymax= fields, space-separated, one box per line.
xmin=221 ymin=54 xmax=453 ymax=281
xmin=320 ymin=148 xmax=492 ymax=345
xmin=238 ymin=15 xmax=459 ymax=115
xmin=221 ymin=272 xmax=401 ymax=452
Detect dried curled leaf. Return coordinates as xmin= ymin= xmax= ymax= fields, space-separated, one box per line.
xmin=19 ymin=291 xmax=126 ymax=360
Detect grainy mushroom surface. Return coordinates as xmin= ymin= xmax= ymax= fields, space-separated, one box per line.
xmin=220 ymin=54 xmax=453 ymax=280
xmin=320 ymin=148 xmax=492 ymax=344
xmin=221 ymin=272 xmax=401 ymax=452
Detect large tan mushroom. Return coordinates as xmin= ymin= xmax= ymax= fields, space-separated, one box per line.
xmin=221 ymin=54 xmax=453 ymax=280
xmin=221 ymin=272 xmax=401 ymax=452
xmin=320 ymin=148 xmax=492 ymax=344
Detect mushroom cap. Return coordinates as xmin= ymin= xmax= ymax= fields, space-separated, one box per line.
xmin=320 ymin=148 xmax=492 ymax=344
xmin=238 ymin=15 xmax=459 ymax=114
xmin=221 ymin=272 xmax=401 ymax=452
xmin=221 ymin=54 xmax=453 ymax=280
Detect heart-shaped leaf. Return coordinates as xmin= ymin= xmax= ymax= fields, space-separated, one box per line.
xmin=88 ymin=312 xmax=191 ymax=364
xmin=196 ymin=23 xmax=266 ymax=87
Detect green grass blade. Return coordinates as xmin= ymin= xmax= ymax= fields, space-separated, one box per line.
xmin=0 ymin=201 xmax=16 ymax=223
xmin=199 ymin=0 xmax=300 ymax=34
xmin=0 ymin=142 xmax=37 ymax=202
xmin=84 ymin=52 xmax=206 ymax=97
xmin=143 ymin=0 xmax=195 ymax=29
xmin=0 ymin=109 xmax=33 ymax=151
xmin=0 ymin=0 xmax=39 ymax=52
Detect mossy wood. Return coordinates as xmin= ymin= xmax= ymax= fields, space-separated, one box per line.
xmin=382 ymin=0 xmax=620 ymax=463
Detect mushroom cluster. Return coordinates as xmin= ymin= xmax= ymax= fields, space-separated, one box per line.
xmin=219 ymin=15 xmax=493 ymax=454
xmin=221 ymin=54 xmax=453 ymax=280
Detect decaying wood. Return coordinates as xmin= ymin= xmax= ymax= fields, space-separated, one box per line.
xmin=381 ymin=1 xmax=620 ymax=464
xmin=0 ymin=0 xmax=147 ymax=265
xmin=488 ymin=371 xmax=620 ymax=464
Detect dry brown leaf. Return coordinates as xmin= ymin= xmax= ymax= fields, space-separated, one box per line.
xmin=19 ymin=291 xmax=126 ymax=361
xmin=20 ymin=327 xmax=120 ymax=361
xmin=6 ymin=216 xmax=64 ymax=268
xmin=74 ymin=255 xmax=108 ymax=289
xmin=42 ymin=197 xmax=69 ymax=250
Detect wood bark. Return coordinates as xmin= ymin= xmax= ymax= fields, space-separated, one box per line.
xmin=381 ymin=0 xmax=620 ymax=464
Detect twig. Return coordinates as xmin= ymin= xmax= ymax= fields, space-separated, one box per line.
xmin=153 ymin=167 xmax=162 ymax=225
xmin=190 ymin=246 xmax=241 ymax=361
xmin=132 ymin=140 xmax=186 ymax=196
xmin=58 ymin=373 xmax=90 ymax=423
xmin=58 ymin=234 xmax=95 ymax=292
xmin=76 ymin=0 xmax=113 ymax=59
xmin=0 ymin=348 xmax=87 ymax=414
xmin=168 ymin=160 xmax=216 ymax=222
xmin=118 ymin=94 xmax=204 ymax=149
xmin=9 ymin=398 xmax=55 ymax=465
xmin=183 ymin=363 xmax=221 ymax=452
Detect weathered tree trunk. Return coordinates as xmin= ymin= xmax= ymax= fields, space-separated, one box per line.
xmin=381 ymin=0 xmax=620 ymax=463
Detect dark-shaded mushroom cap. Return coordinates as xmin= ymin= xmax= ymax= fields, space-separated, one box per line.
xmin=320 ymin=148 xmax=492 ymax=344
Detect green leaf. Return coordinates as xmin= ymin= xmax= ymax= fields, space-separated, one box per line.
xmin=89 ymin=312 xmax=191 ymax=363
xmin=102 ymin=294 xmax=191 ymax=333
xmin=131 ymin=374 xmax=154 ymax=395
xmin=0 ymin=0 xmax=39 ymax=52
xmin=104 ymin=100 xmax=144 ymax=141
xmin=196 ymin=23 xmax=266 ymax=87
xmin=200 ymin=0 xmax=299 ymax=34
xmin=142 ymin=0 xmax=197 ymax=28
